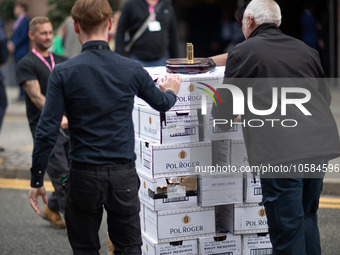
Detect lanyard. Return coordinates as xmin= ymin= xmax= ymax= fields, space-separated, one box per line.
xmin=32 ymin=48 xmax=55 ymax=72
xmin=148 ymin=6 xmax=156 ymax=21
xmin=149 ymin=5 xmax=155 ymax=14
xmin=146 ymin=0 xmax=159 ymax=21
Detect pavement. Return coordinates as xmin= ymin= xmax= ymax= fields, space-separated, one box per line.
xmin=0 ymin=188 xmax=109 ymax=255
xmin=0 ymin=86 xmax=33 ymax=180
xmin=1 ymin=83 xmax=340 ymax=195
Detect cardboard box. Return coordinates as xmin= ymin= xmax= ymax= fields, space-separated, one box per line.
xmin=144 ymin=66 xmax=225 ymax=81
xmin=140 ymin=200 xmax=145 ymax=232
xmin=138 ymin=171 xmax=198 ymax=211
xmin=197 ymin=173 xmax=243 ymax=206
xmin=142 ymin=233 xmax=198 ymax=255
xmin=133 ymin=106 xmax=140 ymax=138
xmin=143 ymin=205 xmax=215 ymax=243
xmin=242 ymin=233 xmax=272 ymax=255
xmin=244 ymin=173 xmax=262 ymax=203
xmin=136 ymin=66 xmax=225 ymax=109
xmin=216 ymin=203 xmax=268 ymax=234
xmin=212 ymin=139 xmax=231 ymax=167
xmin=135 ymin=137 xmax=142 ymax=170
xmin=200 ymin=106 xmax=244 ymax=141
xmin=139 ymin=105 xmax=199 ymax=144
xmin=212 ymin=139 xmax=249 ymax=169
xmin=230 ymin=140 xmax=249 ymax=169
xmin=141 ymin=141 xmax=212 ymax=178
xmin=198 ymin=233 xmax=242 ymax=255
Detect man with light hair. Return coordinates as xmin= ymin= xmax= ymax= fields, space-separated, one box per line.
xmin=17 ymin=16 xmax=69 ymax=229
xmin=212 ymin=0 xmax=340 ymax=254
xmin=242 ymin=0 xmax=281 ymax=34
xmin=27 ymin=0 xmax=181 ymax=254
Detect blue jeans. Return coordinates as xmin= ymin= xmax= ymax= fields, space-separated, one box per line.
xmin=260 ymin=157 xmax=328 ymax=255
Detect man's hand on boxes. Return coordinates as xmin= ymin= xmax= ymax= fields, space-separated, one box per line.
xmin=157 ymin=73 xmax=181 ymax=95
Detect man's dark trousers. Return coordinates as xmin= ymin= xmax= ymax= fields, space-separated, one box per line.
xmin=260 ymin=157 xmax=327 ymax=255
xmin=65 ymin=162 xmax=142 ymax=255
xmin=46 ymin=132 xmax=70 ymax=214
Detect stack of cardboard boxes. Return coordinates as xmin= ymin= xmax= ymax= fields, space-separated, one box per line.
xmin=133 ymin=66 xmax=272 ymax=255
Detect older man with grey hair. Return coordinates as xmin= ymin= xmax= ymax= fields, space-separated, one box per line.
xmin=212 ymin=0 xmax=340 ymax=254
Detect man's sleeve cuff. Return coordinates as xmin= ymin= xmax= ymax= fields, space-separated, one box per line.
xmin=165 ymin=89 xmax=176 ymax=97
xmin=30 ymin=168 xmax=44 ymax=188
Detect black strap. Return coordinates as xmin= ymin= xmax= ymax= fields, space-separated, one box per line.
xmin=82 ymin=44 xmax=110 ymax=52
xmin=124 ymin=0 xmax=167 ymax=53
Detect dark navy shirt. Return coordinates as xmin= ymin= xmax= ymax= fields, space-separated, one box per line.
xmin=31 ymin=41 xmax=176 ymax=187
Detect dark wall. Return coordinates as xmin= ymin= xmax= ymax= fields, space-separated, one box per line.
xmin=172 ymin=0 xmax=334 ymax=76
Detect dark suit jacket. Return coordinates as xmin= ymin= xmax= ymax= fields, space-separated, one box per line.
xmin=212 ymin=23 xmax=340 ymax=166
xmin=11 ymin=15 xmax=29 ymax=62
xmin=0 ymin=18 xmax=8 ymax=65
xmin=0 ymin=18 xmax=8 ymax=83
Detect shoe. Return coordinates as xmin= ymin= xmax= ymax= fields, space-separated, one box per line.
xmin=41 ymin=205 xmax=66 ymax=229
xmin=107 ymin=233 xmax=115 ymax=255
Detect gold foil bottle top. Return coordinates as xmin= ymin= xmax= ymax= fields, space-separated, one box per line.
xmin=166 ymin=42 xmax=215 ymax=73
xmin=186 ymin=43 xmax=194 ymax=64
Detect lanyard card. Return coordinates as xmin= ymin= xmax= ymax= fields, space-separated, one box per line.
xmin=148 ymin=21 xmax=161 ymax=32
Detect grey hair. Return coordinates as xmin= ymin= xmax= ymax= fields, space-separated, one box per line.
xmin=244 ymin=0 xmax=282 ymax=26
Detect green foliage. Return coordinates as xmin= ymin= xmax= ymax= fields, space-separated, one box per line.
xmin=0 ymin=0 xmax=15 ymax=21
xmin=47 ymin=0 xmax=75 ymax=30
xmin=47 ymin=0 xmax=119 ymax=31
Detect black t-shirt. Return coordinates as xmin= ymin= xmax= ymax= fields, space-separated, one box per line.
xmin=17 ymin=51 xmax=68 ymax=137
